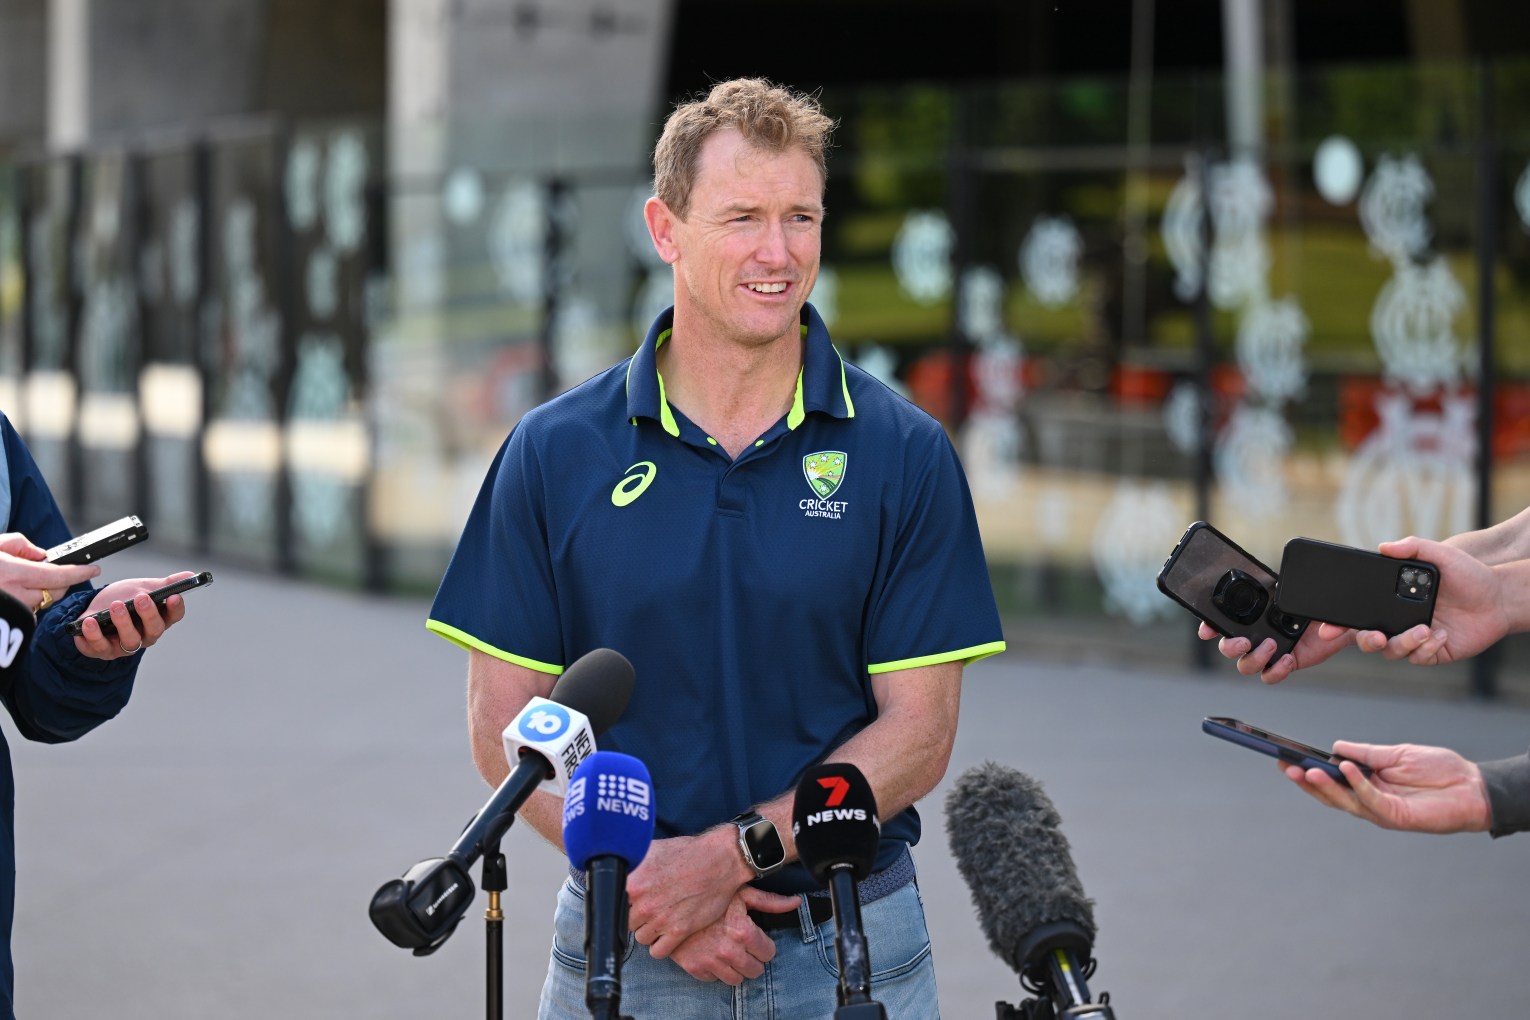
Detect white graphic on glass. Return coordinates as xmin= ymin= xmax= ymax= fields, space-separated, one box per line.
xmin=960 ymin=265 xmax=1007 ymax=342
xmin=1359 ymin=154 xmax=1433 ymax=264
xmin=551 ymin=295 xmax=607 ymax=388
xmin=1236 ymin=297 xmax=1309 ymax=404
xmin=306 ymin=246 xmax=339 ymax=322
xmin=490 ymin=180 xmax=546 ymax=305
xmin=285 ymin=138 xmax=321 ymax=231
xmin=443 ymin=168 xmax=485 ymax=225
xmin=324 ymin=131 xmax=368 ymax=254
xmin=630 ymin=267 xmax=673 ymax=341
xmin=1215 ymin=404 xmax=1292 ymax=520
xmin=1336 ymin=391 xmax=1475 ymax=550
xmin=169 ymin=197 xmax=200 ymax=307
xmin=891 ymin=210 xmax=954 ymax=305
xmin=1019 ymin=215 xmax=1082 ymax=307
xmin=1163 ymin=380 xmax=1202 ymax=456
xmin=1313 ymin=136 xmax=1364 ymax=205
xmin=853 ymin=346 xmax=908 ymax=398
xmin=957 ymin=265 xmax=1026 ymax=496
xmin=1369 ymin=257 xmax=1467 ymax=397
xmin=1516 ymin=161 xmax=1530 ymax=232
xmin=1161 ymin=157 xmax=1301 ymax=520
xmin=288 ymin=332 xmax=353 ymax=544
xmin=809 ymin=265 xmax=838 ymax=327
xmin=1092 ymin=481 xmax=1181 ymax=624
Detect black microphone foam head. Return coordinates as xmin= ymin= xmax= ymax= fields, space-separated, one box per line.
xmin=791 ymin=762 xmax=881 ymax=885
xmin=549 ymin=648 xmax=634 ymax=736
xmin=944 ymin=762 xmax=1096 ymax=979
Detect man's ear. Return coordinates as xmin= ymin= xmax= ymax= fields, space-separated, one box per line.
xmin=644 ymin=196 xmax=681 ymax=265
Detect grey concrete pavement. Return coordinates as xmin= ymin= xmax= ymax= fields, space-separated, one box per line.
xmin=8 ymin=544 xmax=1530 ymax=1018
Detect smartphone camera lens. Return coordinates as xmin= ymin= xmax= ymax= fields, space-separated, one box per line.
xmin=1397 ymin=565 xmax=1434 ymax=601
xmin=1213 ymin=569 xmax=1269 ymax=624
xmin=1267 ymin=604 xmax=1307 ymax=635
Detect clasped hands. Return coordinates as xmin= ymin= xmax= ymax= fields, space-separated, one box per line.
xmin=624 ymin=829 xmax=799 ymax=985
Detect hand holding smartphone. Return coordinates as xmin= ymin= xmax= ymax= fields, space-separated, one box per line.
xmin=66 ymin=571 xmax=213 ymax=638
xmin=1274 ymin=537 xmax=1439 ymax=637
xmin=1203 ymin=716 xmax=1373 ymax=786
xmin=1157 ymin=521 xmax=1310 ymax=662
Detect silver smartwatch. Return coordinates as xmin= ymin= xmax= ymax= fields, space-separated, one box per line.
xmin=730 ymin=811 xmax=787 ymax=877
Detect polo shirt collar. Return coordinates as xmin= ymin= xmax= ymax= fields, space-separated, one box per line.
xmin=626 ymin=302 xmax=856 ymax=437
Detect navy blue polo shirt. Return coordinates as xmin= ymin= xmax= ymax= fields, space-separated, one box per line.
xmin=428 ymin=303 xmax=1006 ymax=894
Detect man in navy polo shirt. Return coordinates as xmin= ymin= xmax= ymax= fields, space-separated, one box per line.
xmin=428 ymin=77 xmax=1006 ymax=1018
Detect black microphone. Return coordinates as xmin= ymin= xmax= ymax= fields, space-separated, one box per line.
xmin=0 ymin=590 xmax=36 ymax=693
xmin=369 ymin=648 xmax=635 ymax=954
xmin=792 ymin=762 xmax=888 ymax=1019
xmin=944 ymin=762 xmax=1116 ymax=1019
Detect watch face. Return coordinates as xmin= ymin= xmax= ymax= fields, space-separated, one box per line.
xmin=743 ymin=819 xmax=786 ymax=871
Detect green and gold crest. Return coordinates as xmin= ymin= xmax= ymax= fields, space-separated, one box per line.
xmin=803 ymin=451 xmax=847 ymax=498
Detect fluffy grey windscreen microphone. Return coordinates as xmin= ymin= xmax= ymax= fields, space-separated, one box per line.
xmin=944 ymin=761 xmax=1097 ymax=975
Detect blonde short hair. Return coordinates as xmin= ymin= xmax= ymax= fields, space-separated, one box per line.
xmin=652 ymin=78 xmax=836 ymax=220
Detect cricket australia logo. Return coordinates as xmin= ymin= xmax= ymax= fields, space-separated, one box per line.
xmin=801 ymin=451 xmax=850 ymax=519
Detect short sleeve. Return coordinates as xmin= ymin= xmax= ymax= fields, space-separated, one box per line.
xmin=426 ymin=427 xmax=565 ymax=674
xmin=864 ymin=425 xmax=1005 ymax=674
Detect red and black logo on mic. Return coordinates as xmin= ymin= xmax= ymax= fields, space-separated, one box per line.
xmin=791 ymin=762 xmax=881 ymax=884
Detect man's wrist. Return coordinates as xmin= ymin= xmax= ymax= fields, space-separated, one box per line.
xmin=728 ymin=810 xmax=787 ymax=878
xmin=711 ymin=824 xmax=756 ymax=885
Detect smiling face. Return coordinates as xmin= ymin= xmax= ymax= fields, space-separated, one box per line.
xmin=646 ymin=128 xmax=824 ymax=352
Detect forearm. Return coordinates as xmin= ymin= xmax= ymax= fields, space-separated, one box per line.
xmin=750 ymin=661 xmax=961 ymax=866
xmin=1447 ymin=507 xmax=1530 ymax=566
xmin=465 ymin=650 xmax=562 ymax=846
xmin=518 ymin=788 xmax=567 ymax=851
xmin=1493 ymin=558 xmax=1530 ymax=635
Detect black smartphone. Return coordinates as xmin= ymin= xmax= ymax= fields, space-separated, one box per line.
xmin=1274 ymin=537 xmax=1438 ymax=637
xmin=1202 ymin=716 xmax=1372 ymax=786
xmin=1156 ymin=521 xmax=1309 ymax=663
xmin=45 ymin=515 xmax=148 ymax=565
xmin=65 ymin=571 xmax=214 ymax=638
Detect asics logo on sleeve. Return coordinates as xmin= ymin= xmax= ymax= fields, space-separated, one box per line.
xmin=611 ymin=461 xmax=657 ymax=507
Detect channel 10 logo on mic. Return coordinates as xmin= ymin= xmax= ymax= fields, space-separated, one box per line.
xmin=519 ymin=702 xmax=571 ymax=743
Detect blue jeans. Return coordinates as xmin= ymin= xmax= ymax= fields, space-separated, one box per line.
xmin=537 ymin=875 xmax=941 ymax=1019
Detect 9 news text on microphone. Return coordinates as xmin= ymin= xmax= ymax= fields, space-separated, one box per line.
xmin=563 ymin=750 xmax=655 ymax=1020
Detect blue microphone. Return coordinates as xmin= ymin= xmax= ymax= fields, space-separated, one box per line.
xmin=563 ymin=751 xmax=654 ymax=1020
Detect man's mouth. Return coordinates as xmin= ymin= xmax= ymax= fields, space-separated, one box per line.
xmin=745 ymin=282 xmax=788 ymax=294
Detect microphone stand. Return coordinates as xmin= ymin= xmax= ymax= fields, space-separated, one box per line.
xmin=995 ymin=948 xmax=1116 ymax=1019
xmin=483 ymin=836 xmax=507 ymax=1020
xmin=826 ymin=865 xmax=888 ymax=1020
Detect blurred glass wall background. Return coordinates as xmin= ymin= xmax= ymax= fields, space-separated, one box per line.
xmin=4 ymin=25 xmax=1530 ymax=697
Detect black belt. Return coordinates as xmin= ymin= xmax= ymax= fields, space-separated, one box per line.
xmin=747 ymin=845 xmax=916 ymax=932
xmin=749 ymin=894 xmax=834 ymax=932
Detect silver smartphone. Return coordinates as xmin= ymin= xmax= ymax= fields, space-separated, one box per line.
xmin=45 ymin=516 xmax=149 ymax=565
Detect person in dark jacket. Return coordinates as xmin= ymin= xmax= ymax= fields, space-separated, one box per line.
xmin=0 ymin=412 xmax=195 ymax=1017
